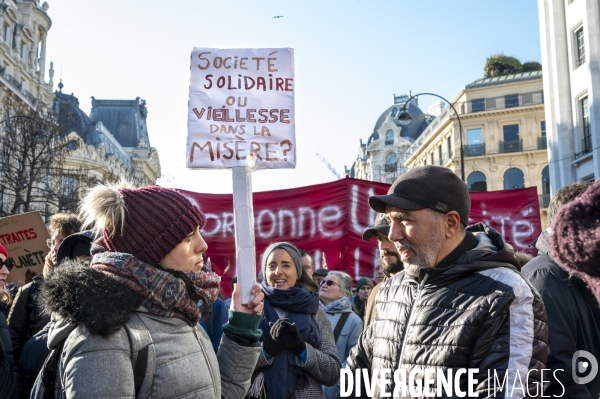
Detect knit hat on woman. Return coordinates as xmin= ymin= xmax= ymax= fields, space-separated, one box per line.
xmin=80 ymin=184 xmax=205 ymax=266
xmin=550 ymin=179 xmax=600 ymax=300
xmin=262 ymin=242 xmax=303 ymax=280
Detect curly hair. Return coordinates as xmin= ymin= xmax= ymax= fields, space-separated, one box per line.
xmin=48 ymin=213 xmax=82 ymax=237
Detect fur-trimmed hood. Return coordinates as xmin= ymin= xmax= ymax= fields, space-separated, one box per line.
xmin=39 ymin=260 xmax=142 ymax=338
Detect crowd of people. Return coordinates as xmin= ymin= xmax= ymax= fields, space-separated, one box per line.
xmin=0 ymin=165 xmax=597 ymax=398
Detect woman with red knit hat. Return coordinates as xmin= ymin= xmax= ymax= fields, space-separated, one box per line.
xmin=37 ymin=183 xmax=264 ymax=398
xmin=0 ymin=243 xmax=17 ymax=398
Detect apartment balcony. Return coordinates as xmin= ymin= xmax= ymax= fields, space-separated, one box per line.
xmin=574 ymin=135 xmax=593 ymax=159
xmin=464 ymin=143 xmax=485 ymax=157
xmin=3 ymin=73 xmax=22 ymax=90
xmin=499 ymin=139 xmax=522 ymax=153
xmin=458 ymin=91 xmax=544 ymax=114
xmin=384 ymin=163 xmax=397 ymax=172
xmin=22 ymin=89 xmax=37 ymax=105
xmin=538 ymin=137 xmax=547 ymax=150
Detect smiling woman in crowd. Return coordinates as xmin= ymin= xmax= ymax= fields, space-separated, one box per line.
xmin=38 ymin=183 xmax=264 ymax=398
xmin=248 ymin=241 xmax=340 ymax=399
xmin=318 ymin=270 xmax=362 ymax=399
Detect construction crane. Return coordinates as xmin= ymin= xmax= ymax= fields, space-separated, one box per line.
xmin=316 ymin=153 xmax=342 ymax=179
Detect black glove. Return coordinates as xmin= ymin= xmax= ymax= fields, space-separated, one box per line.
xmin=262 ymin=319 xmax=287 ymax=357
xmin=273 ymin=319 xmax=306 ymax=356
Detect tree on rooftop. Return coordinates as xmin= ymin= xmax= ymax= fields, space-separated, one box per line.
xmin=522 ymin=61 xmax=542 ymax=72
xmin=484 ymin=54 xmax=524 ymax=78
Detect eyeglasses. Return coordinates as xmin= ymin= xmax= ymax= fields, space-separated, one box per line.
xmin=319 ymin=279 xmax=340 ymax=288
xmin=46 ymin=238 xmax=64 ymax=249
xmin=0 ymin=258 xmax=14 ymax=272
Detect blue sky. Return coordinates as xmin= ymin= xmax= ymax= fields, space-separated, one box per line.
xmin=45 ymin=0 xmax=541 ymax=193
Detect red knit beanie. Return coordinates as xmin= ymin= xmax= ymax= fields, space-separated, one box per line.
xmin=0 ymin=243 xmax=8 ymax=259
xmin=101 ymin=186 xmax=206 ymax=266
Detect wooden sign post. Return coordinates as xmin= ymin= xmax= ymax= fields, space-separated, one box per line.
xmin=187 ymin=48 xmax=296 ymax=302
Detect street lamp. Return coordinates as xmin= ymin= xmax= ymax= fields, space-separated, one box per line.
xmin=397 ymin=93 xmax=465 ymax=182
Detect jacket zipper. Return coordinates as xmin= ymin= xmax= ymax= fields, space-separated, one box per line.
xmin=194 ymin=326 xmax=218 ymax=398
xmin=398 ymin=273 xmax=429 ymax=368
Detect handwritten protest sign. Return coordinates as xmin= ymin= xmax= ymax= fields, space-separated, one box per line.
xmin=0 ymin=211 xmax=50 ymax=282
xmin=187 ymin=48 xmax=295 ymax=169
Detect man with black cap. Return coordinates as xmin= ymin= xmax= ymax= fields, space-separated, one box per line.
xmin=345 ymin=165 xmax=548 ymax=398
xmin=361 ymin=213 xmax=403 ymax=328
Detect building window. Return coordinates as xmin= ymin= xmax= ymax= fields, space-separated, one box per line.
xmin=505 ymin=94 xmax=519 ymax=108
xmin=430 ymin=152 xmax=434 ymax=165
xmin=501 ymin=124 xmax=521 ymax=153
xmin=437 ymin=145 xmax=442 ymax=165
xmin=539 ymin=121 xmax=547 ymax=149
xmin=391 ymin=108 xmax=398 ymax=117
xmin=575 ymin=26 xmax=585 ymax=67
xmin=471 ymin=98 xmax=485 ymax=112
xmin=3 ymin=25 xmax=9 ymax=45
xmin=386 ymin=177 xmax=395 ymax=184
xmin=465 ymin=128 xmax=485 ymax=157
xmin=385 ymin=153 xmax=397 ymax=172
xmin=540 ymin=166 xmax=550 ymax=208
xmin=468 ymin=128 xmax=483 ymax=145
xmin=467 ymin=172 xmax=487 ymax=192
xmin=581 ymin=96 xmax=591 ymax=153
xmin=447 ymin=136 xmax=452 ymax=157
xmin=385 ymin=130 xmax=394 ymax=145
xmin=503 ymin=168 xmax=525 ymax=189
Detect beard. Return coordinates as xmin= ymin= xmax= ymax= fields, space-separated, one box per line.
xmin=380 ymin=251 xmax=403 ymax=276
xmin=395 ymin=227 xmax=443 ymax=277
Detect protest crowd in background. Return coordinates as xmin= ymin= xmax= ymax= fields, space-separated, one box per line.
xmin=0 ymin=166 xmax=598 ymax=398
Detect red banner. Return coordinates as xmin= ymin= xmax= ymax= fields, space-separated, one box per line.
xmin=181 ymin=178 xmax=541 ymax=297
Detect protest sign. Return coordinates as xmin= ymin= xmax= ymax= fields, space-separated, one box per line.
xmin=0 ymin=211 xmax=50 ymax=282
xmin=181 ymin=179 xmax=542 ymax=298
xmin=187 ymin=48 xmax=296 ymax=169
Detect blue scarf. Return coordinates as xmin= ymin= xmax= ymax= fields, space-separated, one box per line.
xmin=320 ymin=296 xmax=351 ymax=313
xmin=259 ymin=280 xmax=321 ymax=399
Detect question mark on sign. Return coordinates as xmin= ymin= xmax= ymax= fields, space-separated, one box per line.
xmin=280 ymin=140 xmax=292 ymax=161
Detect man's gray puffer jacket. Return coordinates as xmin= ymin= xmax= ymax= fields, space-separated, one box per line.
xmin=345 ymin=224 xmax=549 ymax=398
xmin=40 ymin=263 xmax=261 ymax=399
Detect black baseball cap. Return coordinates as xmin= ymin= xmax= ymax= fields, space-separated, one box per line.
xmin=56 ymin=230 xmax=95 ymax=264
xmin=362 ymin=213 xmax=390 ymax=240
xmin=368 ymin=166 xmax=470 ymax=226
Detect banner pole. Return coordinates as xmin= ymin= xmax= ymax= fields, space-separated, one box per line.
xmin=232 ymin=157 xmax=256 ymax=304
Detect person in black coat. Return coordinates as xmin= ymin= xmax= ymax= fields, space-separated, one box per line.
xmin=0 ymin=243 xmax=17 ymax=397
xmin=525 ymin=181 xmax=600 ymax=398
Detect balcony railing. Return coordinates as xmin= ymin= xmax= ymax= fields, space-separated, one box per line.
xmin=539 ymin=194 xmax=550 ymax=208
xmin=458 ymin=91 xmax=544 ymax=114
xmin=3 ymin=73 xmax=22 ymax=90
xmin=384 ymin=163 xmax=397 ymax=172
xmin=499 ymin=139 xmax=522 ymax=153
xmin=575 ymin=135 xmax=593 ymax=159
xmin=464 ymin=143 xmax=485 ymax=157
xmin=385 ymin=139 xmax=394 ymax=145
xmin=21 ymin=89 xmax=37 ymax=105
xmin=538 ymin=137 xmax=547 ymax=150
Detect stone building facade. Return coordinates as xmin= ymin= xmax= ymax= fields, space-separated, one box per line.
xmin=0 ymin=0 xmax=160 ymax=220
xmin=539 ymin=0 xmax=600 ymax=192
xmin=345 ymin=94 xmax=436 ymax=183
xmin=405 ymin=71 xmax=549 ymax=226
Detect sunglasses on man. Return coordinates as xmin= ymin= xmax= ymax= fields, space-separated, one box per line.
xmin=0 ymin=258 xmax=14 ymax=272
xmin=319 ymin=279 xmax=340 ymax=288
